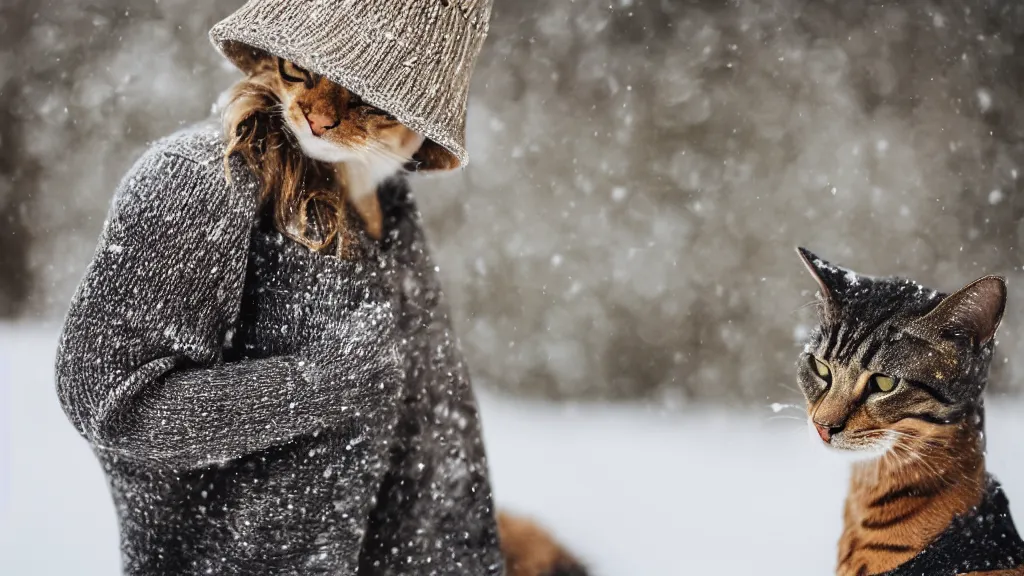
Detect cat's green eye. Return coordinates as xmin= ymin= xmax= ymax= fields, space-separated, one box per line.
xmin=870 ymin=374 xmax=897 ymax=394
xmin=812 ymin=357 xmax=831 ymax=381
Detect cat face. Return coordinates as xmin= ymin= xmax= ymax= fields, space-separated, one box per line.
xmin=228 ymin=49 xmax=460 ymax=173
xmin=795 ymin=248 xmax=1006 ymax=458
xmin=270 ymin=56 xmax=425 ymax=166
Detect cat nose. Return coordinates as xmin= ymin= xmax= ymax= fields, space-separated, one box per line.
xmin=813 ymin=422 xmax=843 ymax=443
xmin=306 ymin=112 xmax=337 ymax=136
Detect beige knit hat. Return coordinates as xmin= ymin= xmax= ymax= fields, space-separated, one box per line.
xmin=210 ymin=0 xmax=493 ymax=169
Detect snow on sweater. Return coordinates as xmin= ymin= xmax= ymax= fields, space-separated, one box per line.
xmin=55 ymin=123 xmax=503 ymax=576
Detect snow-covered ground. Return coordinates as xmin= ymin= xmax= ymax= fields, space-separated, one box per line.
xmin=2 ymin=324 xmax=1023 ymax=575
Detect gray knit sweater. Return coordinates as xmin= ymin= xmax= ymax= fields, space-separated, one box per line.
xmin=55 ymin=123 xmax=503 ymax=576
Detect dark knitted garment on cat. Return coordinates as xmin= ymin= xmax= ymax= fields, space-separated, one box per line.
xmin=879 ymin=475 xmax=1024 ymax=576
xmin=55 ymin=124 xmax=503 ymax=576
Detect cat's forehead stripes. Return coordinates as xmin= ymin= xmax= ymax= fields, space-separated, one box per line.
xmin=815 ymin=277 xmax=942 ymax=370
xmin=798 ymin=249 xmax=1007 ymax=423
xmin=824 ymin=313 xmax=893 ymax=366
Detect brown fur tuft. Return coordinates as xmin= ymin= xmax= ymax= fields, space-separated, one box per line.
xmin=408 ymin=139 xmax=461 ymax=172
xmin=222 ymin=56 xmax=351 ymax=254
xmin=497 ymin=512 xmax=588 ymax=576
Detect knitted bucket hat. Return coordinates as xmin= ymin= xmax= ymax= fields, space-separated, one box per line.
xmin=210 ymin=0 xmax=493 ymax=169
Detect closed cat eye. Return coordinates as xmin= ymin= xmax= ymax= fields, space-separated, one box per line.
xmin=366 ymin=107 xmax=398 ymax=121
xmin=869 ymin=374 xmax=897 ymax=393
xmin=811 ymin=357 xmax=831 ymax=382
xmin=278 ymin=58 xmax=310 ymax=84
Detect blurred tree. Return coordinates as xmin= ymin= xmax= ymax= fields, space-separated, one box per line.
xmin=0 ymin=4 xmax=34 ymax=317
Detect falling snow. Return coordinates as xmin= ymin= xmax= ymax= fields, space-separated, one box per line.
xmin=2 ymin=3 xmax=1024 ymax=575
xmin=6 ymin=323 xmax=1024 ymax=575
xmin=49 ymin=130 xmax=502 ymax=575
xmin=2 ymin=1 xmax=1024 ymax=399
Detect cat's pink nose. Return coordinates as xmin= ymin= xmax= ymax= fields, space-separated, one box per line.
xmin=306 ymin=112 xmax=336 ymax=136
xmin=814 ymin=422 xmax=841 ymax=443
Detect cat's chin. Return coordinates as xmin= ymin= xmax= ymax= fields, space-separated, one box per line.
xmin=806 ymin=420 xmax=894 ymax=463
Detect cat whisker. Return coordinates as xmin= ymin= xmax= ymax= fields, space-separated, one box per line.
xmin=775 ymin=382 xmax=803 ymax=396
xmin=770 ymin=406 xmax=807 ymax=422
xmin=889 ymin=442 xmax=947 ymax=480
xmin=766 ymin=415 xmax=806 ymax=422
xmin=793 ymin=299 xmax=821 ymax=313
xmin=365 ymin=141 xmax=412 ymax=164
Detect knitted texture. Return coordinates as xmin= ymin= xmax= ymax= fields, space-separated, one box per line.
xmin=55 ymin=123 xmax=503 ymax=575
xmin=879 ymin=475 xmax=1024 ymax=576
xmin=210 ymin=0 xmax=493 ymax=167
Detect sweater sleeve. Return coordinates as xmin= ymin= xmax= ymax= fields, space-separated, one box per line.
xmin=55 ymin=141 xmax=400 ymax=470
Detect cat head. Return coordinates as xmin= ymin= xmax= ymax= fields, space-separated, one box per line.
xmin=221 ymin=50 xmax=462 ymax=253
xmin=225 ymin=49 xmax=459 ymax=173
xmin=273 ymin=56 xmax=423 ymax=167
xmin=795 ymin=247 xmax=1006 ymax=458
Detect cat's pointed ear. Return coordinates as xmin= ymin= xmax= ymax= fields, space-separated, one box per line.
xmin=221 ymin=42 xmax=271 ymax=75
xmin=406 ymin=139 xmax=461 ymax=173
xmin=914 ymin=275 xmax=1007 ymax=347
xmin=796 ymin=247 xmax=848 ymax=310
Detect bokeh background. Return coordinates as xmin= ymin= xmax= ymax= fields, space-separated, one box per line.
xmin=5 ymin=2 xmax=1024 ymax=575
xmin=4 ymin=0 xmax=1024 ymax=401
xmin=5 ymin=0 xmax=1024 ymax=402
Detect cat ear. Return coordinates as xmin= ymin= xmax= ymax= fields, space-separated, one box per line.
xmin=406 ymin=139 xmax=461 ymax=173
xmin=221 ymin=41 xmax=271 ymax=75
xmin=914 ymin=275 xmax=1007 ymax=347
xmin=796 ymin=247 xmax=851 ymax=311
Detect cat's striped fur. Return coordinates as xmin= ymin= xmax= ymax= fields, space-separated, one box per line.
xmin=795 ymin=248 xmax=1023 ymax=576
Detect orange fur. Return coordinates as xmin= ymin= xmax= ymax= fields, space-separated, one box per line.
xmin=497 ymin=512 xmax=587 ymax=576
xmin=346 ymin=183 xmax=384 ymax=240
xmin=826 ymin=412 xmax=986 ymax=576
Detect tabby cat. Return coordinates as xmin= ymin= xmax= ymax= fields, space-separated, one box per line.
xmin=795 ymin=247 xmax=1024 ymax=576
xmin=221 ymin=52 xmax=588 ymax=576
